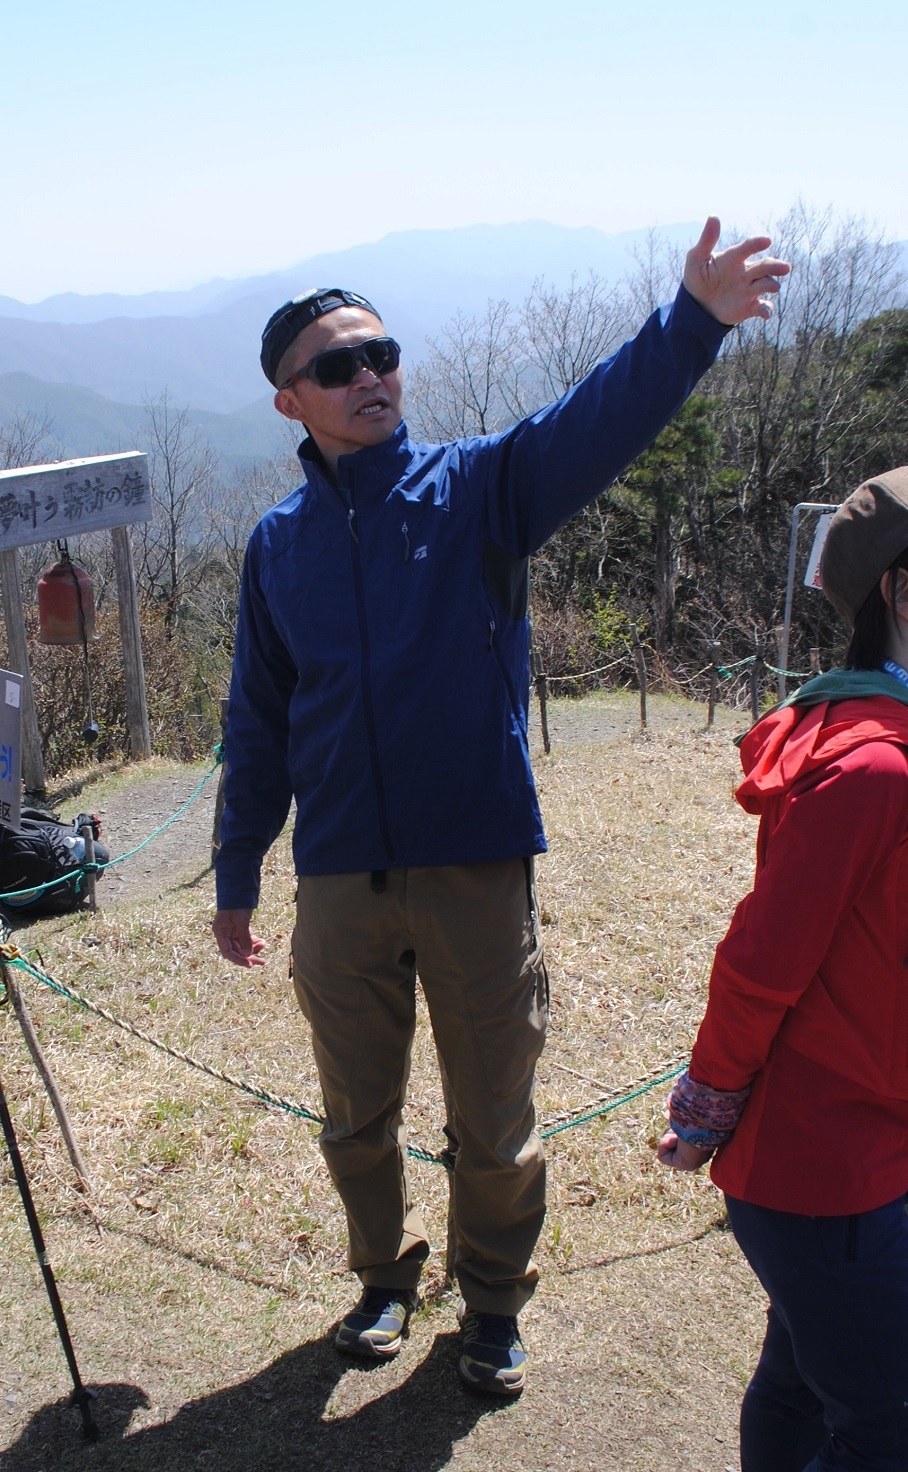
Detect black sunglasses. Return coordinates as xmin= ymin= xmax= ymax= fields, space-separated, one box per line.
xmin=280 ymin=337 xmax=401 ymax=391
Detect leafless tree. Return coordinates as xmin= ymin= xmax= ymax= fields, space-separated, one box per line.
xmin=134 ymin=391 xmax=218 ymax=636
xmin=0 ymin=409 xmax=62 ymax=471
xmin=406 ymin=300 xmax=521 ymax=440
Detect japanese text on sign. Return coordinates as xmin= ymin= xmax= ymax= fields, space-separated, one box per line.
xmin=0 ymin=452 xmax=151 ymax=551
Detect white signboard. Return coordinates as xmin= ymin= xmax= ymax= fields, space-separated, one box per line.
xmin=0 ymin=669 xmax=23 ymax=830
xmin=0 ymin=451 xmax=151 ymax=552
xmin=804 ymin=511 xmax=835 ymax=591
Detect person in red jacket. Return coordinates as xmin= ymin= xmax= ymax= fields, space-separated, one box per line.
xmin=659 ymin=467 xmax=908 ymax=1472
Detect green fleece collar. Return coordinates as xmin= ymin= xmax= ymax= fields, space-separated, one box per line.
xmin=783 ymin=668 xmax=908 ymax=710
xmin=733 ymin=668 xmax=908 ymax=747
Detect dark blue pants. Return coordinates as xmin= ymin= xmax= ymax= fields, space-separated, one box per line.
xmin=725 ymin=1193 xmax=908 ymax=1471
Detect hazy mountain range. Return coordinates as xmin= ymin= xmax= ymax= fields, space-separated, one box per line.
xmin=0 ymin=222 xmax=705 ymax=471
xmin=1 ymin=221 xmax=904 ymax=474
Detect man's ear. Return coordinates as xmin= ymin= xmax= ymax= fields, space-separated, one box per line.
xmin=274 ymin=388 xmax=305 ymax=423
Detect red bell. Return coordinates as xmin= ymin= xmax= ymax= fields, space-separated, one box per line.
xmin=37 ymin=558 xmax=97 ymax=645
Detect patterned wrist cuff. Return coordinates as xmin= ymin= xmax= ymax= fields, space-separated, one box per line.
xmin=670 ymin=1121 xmax=732 ymax=1150
xmin=667 ymin=1069 xmax=750 ymax=1137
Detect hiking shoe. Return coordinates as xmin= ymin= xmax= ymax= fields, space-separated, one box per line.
xmin=457 ymin=1302 xmax=527 ymax=1395
xmin=335 ymin=1286 xmax=419 ymax=1358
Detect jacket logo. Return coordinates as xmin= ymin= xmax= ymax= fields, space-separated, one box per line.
xmin=414 ymin=545 xmax=428 ymax=561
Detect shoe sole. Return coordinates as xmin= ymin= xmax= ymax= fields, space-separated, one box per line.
xmin=458 ymin=1358 xmax=525 ymax=1396
xmin=335 ymin=1329 xmax=405 ymax=1359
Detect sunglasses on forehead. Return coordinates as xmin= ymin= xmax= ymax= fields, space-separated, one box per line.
xmin=280 ymin=337 xmax=402 ymax=391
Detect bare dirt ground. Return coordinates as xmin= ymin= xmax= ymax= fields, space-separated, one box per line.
xmin=0 ymin=697 xmax=763 ymax=1472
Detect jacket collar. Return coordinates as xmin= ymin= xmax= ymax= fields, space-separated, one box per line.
xmin=296 ymin=421 xmax=415 ymax=500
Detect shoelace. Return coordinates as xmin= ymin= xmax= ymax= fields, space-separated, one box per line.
xmin=359 ymin=1288 xmax=403 ymax=1313
xmin=464 ymin=1312 xmax=520 ymax=1347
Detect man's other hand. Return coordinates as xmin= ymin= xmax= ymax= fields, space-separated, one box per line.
xmin=212 ymin=908 xmax=267 ymax=968
xmin=684 ymin=216 xmax=791 ymax=326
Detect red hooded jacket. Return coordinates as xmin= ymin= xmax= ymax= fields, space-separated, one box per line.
xmin=691 ymin=693 xmax=908 ymax=1213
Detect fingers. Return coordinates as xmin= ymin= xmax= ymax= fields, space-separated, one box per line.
xmin=690 ymin=215 xmax=721 ymax=262
xmin=217 ymin=935 xmax=267 ymax=968
xmin=656 ymin=1130 xmax=680 ymax=1166
xmin=212 ymin=911 xmax=268 ymax=968
xmin=742 ymin=254 xmax=790 ymax=281
xmin=719 ymin=233 xmax=773 ymax=262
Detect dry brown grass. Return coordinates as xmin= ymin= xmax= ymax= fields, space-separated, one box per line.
xmin=1 ymin=692 xmax=765 ymax=1471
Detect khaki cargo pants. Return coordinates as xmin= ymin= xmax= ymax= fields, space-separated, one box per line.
xmin=291 ymin=859 xmax=548 ymax=1316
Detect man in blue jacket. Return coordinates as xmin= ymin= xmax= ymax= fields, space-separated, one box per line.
xmin=213 ymin=218 xmax=788 ymax=1395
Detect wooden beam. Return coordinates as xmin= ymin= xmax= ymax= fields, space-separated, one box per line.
xmin=0 ymin=451 xmax=150 ymax=552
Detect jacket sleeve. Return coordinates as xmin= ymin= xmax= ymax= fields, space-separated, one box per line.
xmin=213 ymin=535 xmax=297 ymax=911
xmin=477 ymin=284 xmax=729 ymax=556
xmin=690 ymin=742 xmax=908 ymax=1092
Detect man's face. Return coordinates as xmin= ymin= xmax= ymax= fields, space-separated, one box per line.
xmin=273 ymin=307 xmax=404 ymax=464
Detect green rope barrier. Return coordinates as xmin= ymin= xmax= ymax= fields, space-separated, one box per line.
xmin=717 ymin=657 xmax=813 ymax=683
xmin=0 ymin=757 xmax=220 ymax=906
xmin=5 ymin=949 xmax=325 ymax=1127
xmin=3 ymin=946 xmax=685 ymax=1168
xmin=0 ymin=867 xmax=89 ymax=906
xmin=100 ymin=759 xmax=220 ymax=871
xmin=764 ymin=663 xmax=811 ymax=680
xmin=540 ymin=1065 xmax=685 ymax=1138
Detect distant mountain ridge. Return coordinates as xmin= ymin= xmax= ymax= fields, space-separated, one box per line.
xmin=0 ymin=222 xmax=703 ymax=430
xmin=0 ymin=373 xmax=288 ymax=474
xmin=1 ymin=221 xmax=701 ymax=327
xmin=2 ymin=221 xmax=905 ymax=470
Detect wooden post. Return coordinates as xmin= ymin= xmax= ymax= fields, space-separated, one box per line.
xmin=79 ymin=820 xmax=97 ymax=914
xmin=810 ymin=647 xmax=821 ymax=676
xmin=750 ymin=640 xmax=765 ymax=724
xmin=0 ymin=550 xmax=45 ymax=797
xmin=630 ymin=622 xmax=647 ymax=729
xmin=531 ymin=647 xmax=550 ymax=755
xmin=110 ymin=526 xmax=151 ymax=760
xmin=707 ymin=641 xmax=721 ymax=728
xmin=4 ymin=964 xmax=93 ymax=1196
xmin=211 ymin=698 xmax=229 ymax=867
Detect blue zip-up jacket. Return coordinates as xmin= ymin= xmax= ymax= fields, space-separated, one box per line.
xmin=215 ymin=285 xmax=728 ymax=909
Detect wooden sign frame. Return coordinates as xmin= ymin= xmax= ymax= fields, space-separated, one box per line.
xmin=0 ymin=453 xmax=153 ymax=795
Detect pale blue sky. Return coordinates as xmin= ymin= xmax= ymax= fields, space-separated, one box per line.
xmin=3 ymin=0 xmax=905 ymax=300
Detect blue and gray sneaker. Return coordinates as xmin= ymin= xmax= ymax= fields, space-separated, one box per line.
xmin=457 ymin=1301 xmax=527 ymax=1395
xmin=335 ymin=1286 xmax=419 ymax=1358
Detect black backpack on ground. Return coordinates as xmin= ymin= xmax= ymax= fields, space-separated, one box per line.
xmin=0 ymin=810 xmax=109 ymax=914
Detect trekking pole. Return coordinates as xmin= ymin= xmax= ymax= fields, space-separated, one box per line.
xmin=0 ymin=1075 xmax=98 ymax=1440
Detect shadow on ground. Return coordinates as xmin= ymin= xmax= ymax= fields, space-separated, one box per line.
xmin=3 ymin=1330 xmax=508 ymax=1472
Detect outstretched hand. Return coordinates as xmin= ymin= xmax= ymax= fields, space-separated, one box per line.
xmin=683 ymin=216 xmax=791 ymax=326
